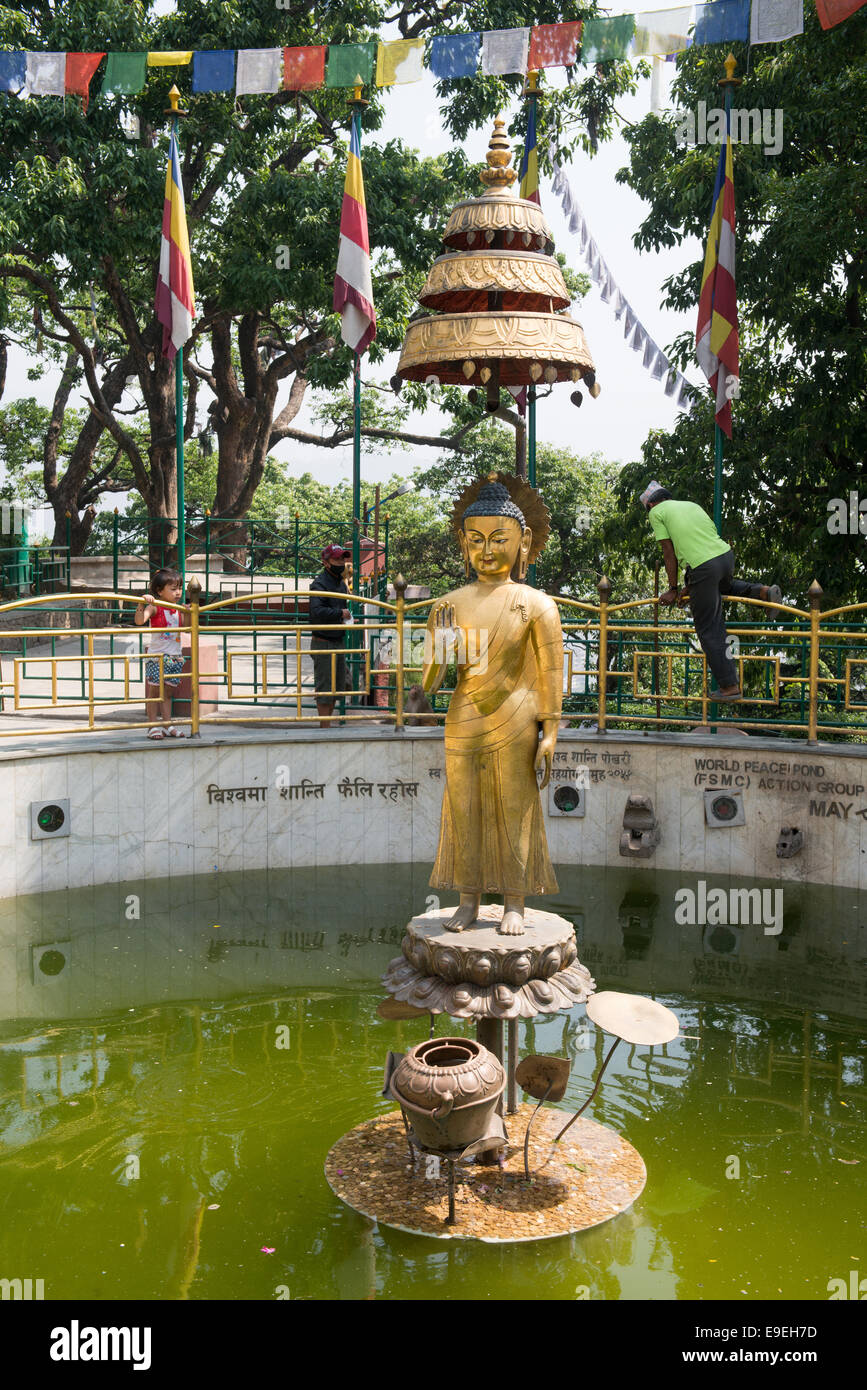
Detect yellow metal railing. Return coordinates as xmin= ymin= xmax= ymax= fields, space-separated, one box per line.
xmin=0 ymin=577 xmax=865 ymax=744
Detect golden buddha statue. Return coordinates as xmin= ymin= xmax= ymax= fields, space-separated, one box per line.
xmin=422 ymin=474 xmax=563 ymax=937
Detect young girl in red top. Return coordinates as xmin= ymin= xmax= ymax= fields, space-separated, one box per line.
xmin=134 ymin=569 xmax=186 ymax=739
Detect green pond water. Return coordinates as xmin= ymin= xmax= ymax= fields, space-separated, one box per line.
xmin=0 ymin=863 xmax=864 ymax=1301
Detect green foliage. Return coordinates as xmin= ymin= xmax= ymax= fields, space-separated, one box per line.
xmin=413 ymin=419 xmax=633 ymax=597
xmin=616 ymin=7 xmax=867 ymax=605
xmin=0 ymin=0 xmax=634 ymax=535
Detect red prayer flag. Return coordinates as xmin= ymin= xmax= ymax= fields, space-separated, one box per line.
xmin=283 ymin=46 xmax=326 ymax=90
xmin=528 ymin=21 xmax=583 ymax=69
xmin=65 ymin=53 xmax=105 ymax=112
xmin=814 ymin=0 xmax=865 ymax=27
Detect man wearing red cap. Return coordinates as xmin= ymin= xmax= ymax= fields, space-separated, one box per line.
xmin=309 ymin=544 xmax=352 ymax=727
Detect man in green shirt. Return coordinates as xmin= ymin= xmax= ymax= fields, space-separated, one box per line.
xmin=640 ymin=482 xmax=781 ymax=701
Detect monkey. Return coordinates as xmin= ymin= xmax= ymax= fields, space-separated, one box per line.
xmin=404 ymin=683 xmax=438 ymax=727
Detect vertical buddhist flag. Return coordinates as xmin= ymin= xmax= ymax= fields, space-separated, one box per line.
xmin=155 ymin=128 xmax=195 ymax=360
xmin=333 ymin=113 xmax=376 ymax=353
xmin=695 ymin=114 xmax=738 ymax=437
xmin=518 ymin=95 xmax=540 ymax=204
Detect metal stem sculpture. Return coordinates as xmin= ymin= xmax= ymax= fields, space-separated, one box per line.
xmin=515 ymin=1054 xmax=571 ymax=1180
xmin=553 ymin=992 xmax=679 ymax=1149
xmin=517 ymin=993 xmax=680 ymax=1178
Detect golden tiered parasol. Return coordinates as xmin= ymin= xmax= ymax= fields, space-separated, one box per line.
xmin=397 ymin=118 xmax=599 ymax=412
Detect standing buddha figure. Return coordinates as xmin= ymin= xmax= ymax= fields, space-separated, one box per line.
xmin=422 ymin=475 xmax=563 ymax=937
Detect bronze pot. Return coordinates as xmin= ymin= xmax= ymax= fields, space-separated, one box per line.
xmin=390 ymin=1037 xmax=505 ymax=1152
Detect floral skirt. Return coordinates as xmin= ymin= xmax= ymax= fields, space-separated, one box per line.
xmin=145 ymin=655 xmax=185 ymax=689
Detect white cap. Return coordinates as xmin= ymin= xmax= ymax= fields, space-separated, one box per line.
xmin=639 ymin=480 xmax=663 ymax=508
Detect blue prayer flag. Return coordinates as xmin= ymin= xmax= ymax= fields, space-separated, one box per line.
xmin=192 ymin=50 xmax=235 ymax=93
xmin=694 ymin=0 xmax=750 ymax=45
xmin=429 ymin=34 xmax=480 ymax=79
xmin=0 ymin=52 xmax=26 ymax=92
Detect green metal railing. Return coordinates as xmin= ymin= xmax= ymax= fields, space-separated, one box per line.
xmin=104 ymin=513 xmax=390 ymax=606
xmin=0 ymin=545 xmax=70 ymax=595
xmin=1 ymin=515 xmax=389 ymax=606
xmin=0 ymin=579 xmax=865 ymax=742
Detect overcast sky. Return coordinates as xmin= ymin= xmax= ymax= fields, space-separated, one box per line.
xmin=5 ymin=14 xmax=706 ymax=537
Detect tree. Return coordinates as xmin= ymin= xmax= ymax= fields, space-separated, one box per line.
xmin=0 ymin=0 xmax=635 ymax=557
xmin=613 ymin=6 xmax=867 ymax=604
xmin=413 ymin=418 xmax=629 ymax=597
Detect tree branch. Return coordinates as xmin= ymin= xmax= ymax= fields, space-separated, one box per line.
xmin=43 ymin=347 xmax=78 ymax=502
xmin=0 ymin=262 xmax=150 ymax=494
xmin=276 ymin=424 xmax=474 ymax=452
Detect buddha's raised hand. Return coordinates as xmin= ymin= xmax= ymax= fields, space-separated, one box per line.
xmin=431 ymin=601 xmax=460 ymax=665
xmin=422 ymin=601 xmax=458 ymax=694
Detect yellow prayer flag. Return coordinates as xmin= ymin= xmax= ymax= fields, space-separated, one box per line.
xmin=375 ymin=38 xmax=424 ymax=86
xmin=147 ymin=51 xmax=193 ymax=67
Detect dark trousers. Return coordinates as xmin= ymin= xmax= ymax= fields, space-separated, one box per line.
xmin=685 ymin=549 xmax=764 ymax=689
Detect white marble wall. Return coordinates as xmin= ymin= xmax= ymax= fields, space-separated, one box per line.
xmin=1 ymin=730 xmax=866 ymax=900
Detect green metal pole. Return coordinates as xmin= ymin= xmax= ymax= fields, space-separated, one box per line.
xmin=294 ymin=511 xmax=300 ymax=620
xmin=528 ymin=384 xmax=537 ymax=488
xmin=352 ymin=351 xmax=361 ymax=593
xmin=346 ymin=92 xmax=367 ymax=706
xmin=171 ymin=106 xmax=186 ymax=590
xmin=17 ymin=503 xmax=29 ymax=597
xmin=350 ymin=351 xmax=362 ymax=707
xmin=709 ymin=72 xmax=736 ymax=717
xmin=176 ymin=345 xmax=185 ymax=587
xmin=712 ymin=77 xmax=734 ymax=535
xmin=526 ymin=73 xmax=538 ymax=500
xmin=525 ymin=74 xmax=539 ymax=588
xmin=528 ymin=385 xmax=537 ymax=587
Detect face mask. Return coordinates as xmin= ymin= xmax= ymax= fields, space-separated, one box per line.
xmin=328 ymin=563 xmax=346 ymax=577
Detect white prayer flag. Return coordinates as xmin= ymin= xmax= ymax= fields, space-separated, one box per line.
xmin=26 ymin=52 xmax=65 ymax=97
xmin=750 ymin=0 xmax=804 ymax=44
xmin=651 ymin=350 xmax=669 ymax=381
xmin=632 ymin=323 xmax=646 ymax=351
xmin=613 ymin=290 xmax=626 ymax=319
xmin=481 ymin=28 xmax=530 ymax=76
xmin=677 ymin=378 xmax=693 ymax=409
xmin=624 ymin=306 xmax=636 ymax=338
xmin=569 ymin=208 xmax=582 ymax=234
xmin=650 ymin=55 xmax=664 ymax=113
xmin=642 ymin=337 xmax=656 ymax=371
xmin=236 ymin=48 xmax=282 ymax=95
xmin=633 ymin=7 xmax=693 ymax=54
xmin=664 ymin=371 xmax=679 ymax=397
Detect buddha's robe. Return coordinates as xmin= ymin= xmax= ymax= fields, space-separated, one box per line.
xmin=428 ymin=580 xmax=562 ymax=896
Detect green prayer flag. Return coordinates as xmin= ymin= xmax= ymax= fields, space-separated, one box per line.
xmin=102 ymin=52 xmax=147 ymax=95
xmin=581 ymin=16 xmax=636 ymax=63
xmin=325 ymin=41 xmax=376 ymax=89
